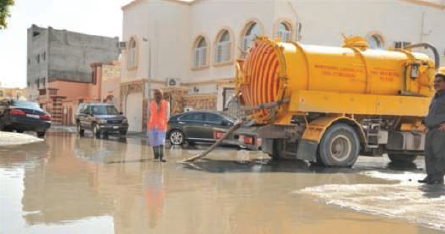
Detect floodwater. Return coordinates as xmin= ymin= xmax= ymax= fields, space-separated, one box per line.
xmin=0 ymin=131 xmax=444 ymax=234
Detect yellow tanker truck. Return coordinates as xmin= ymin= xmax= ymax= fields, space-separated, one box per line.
xmin=233 ymin=36 xmax=441 ymax=167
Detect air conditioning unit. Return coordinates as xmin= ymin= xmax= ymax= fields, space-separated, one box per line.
xmin=118 ymin=41 xmax=127 ymax=49
xmin=166 ymin=78 xmax=181 ymax=87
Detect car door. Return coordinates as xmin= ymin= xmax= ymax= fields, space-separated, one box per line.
xmin=81 ymin=106 xmax=93 ymax=129
xmin=204 ymin=113 xmax=226 ymax=140
xmin=178 ymin=113 xmax=207 ymax=141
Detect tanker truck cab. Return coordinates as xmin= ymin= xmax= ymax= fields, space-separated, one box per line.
xmin=233 ymin=36 xmax=439 ymax=167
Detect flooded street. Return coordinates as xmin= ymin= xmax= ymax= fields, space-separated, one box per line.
xmin=1 ymin=131 xmax=444 ymax=234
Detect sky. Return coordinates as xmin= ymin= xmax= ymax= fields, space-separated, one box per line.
xmin=0 ymin=0 xmax=131 ymax=88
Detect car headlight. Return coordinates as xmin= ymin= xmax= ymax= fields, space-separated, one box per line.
xmin=98 ymin=119 xmax=107 ymax=124
xmin=123 ymin=118 xmax=128 ymax=124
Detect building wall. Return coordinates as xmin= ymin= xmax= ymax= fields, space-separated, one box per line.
xmin=102 ymin=64 xmax=121 ymax=109
xmin=27 ymin=26 xmax=49 ymax=101
xmin=0 ymin=88 xmax=27 ymax=100
xmin=48 ymin=29 xmax=120 ymax=83
xmin=120 ymin=0 xmax=445 ymax=132
xmin=27 ymin=25 xmax=120 ymax=102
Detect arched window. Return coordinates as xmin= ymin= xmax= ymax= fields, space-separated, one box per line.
xmin=277 ymin=22 xmax=292 ymax=42
xmin=194 ymin=36 xmax=208 ymax=68
xmin=243 ymin=22 xmax=260 ymax=51
xmin=215 ymin=30 xmax=232 ymax=63
xmin=367 ymin=34 xmax=384 ymax=49
xmin=127 ymin=38 xmax=137 ymax=68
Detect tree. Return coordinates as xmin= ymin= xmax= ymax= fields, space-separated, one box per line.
xmin=0 ymin=0 xmax=15 ymax=29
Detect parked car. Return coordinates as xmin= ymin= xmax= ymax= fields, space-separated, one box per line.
xmin=167 ymin=110 xmax=239 ymax=146
xmin=75 ymin=102 xmax=129 ymax=138
xmin=0 ymin=99 xmax=51 ymax=138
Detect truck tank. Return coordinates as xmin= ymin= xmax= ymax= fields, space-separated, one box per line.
xmin=236 ymin=37 xmax=437 ymax=124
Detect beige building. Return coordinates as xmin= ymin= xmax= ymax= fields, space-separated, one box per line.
xmin=120 ymin=0 xmax=445 ymax=132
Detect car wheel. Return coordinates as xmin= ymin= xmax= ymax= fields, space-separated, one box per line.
xmin=16 ymin=130 xmax=24 ymax=133
xmin=37 ymin=131 xmax=46 ymax=138
xmin=169 ymin=130 xmax=185 ymax=145
xmin=92 ymin=123 xmax=101 ymax=138
xmin=77 ymin=122 xmax=84 ymax=135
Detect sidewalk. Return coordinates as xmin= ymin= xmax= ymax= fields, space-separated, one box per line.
xmin=0 ymin=131 xmax=43 ymax=146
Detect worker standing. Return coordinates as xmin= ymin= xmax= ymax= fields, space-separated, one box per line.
xmin=147 ymin=89 xmax=170 ymax=162
xmin=419 ymin=72 xmax=445 ymax=185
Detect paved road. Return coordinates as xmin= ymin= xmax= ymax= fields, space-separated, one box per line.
xmin=0 ymin=131 xmax=443 ymax=234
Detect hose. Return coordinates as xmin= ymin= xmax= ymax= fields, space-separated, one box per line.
xmin=404 ymin=43 xmax=440 ymax=69
xmin=182 ymin=118 xmax=246 ymax=163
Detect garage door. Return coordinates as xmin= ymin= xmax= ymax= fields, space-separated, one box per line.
xmin=126 ymin=92 xmax=143 ymax=132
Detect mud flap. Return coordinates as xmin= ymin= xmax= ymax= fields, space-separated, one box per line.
xmin=296 ymin=139 xmax=318 ymax=162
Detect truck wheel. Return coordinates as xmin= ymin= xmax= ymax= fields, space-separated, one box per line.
xmin=388 ymin=154 xmax=417 ymax=163
xmin=317 ymin=123 xmax=360 ymax=167
xmin=269 ymin=139 xmax=286 ymax=160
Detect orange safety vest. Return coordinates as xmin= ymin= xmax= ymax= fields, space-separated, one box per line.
xmin=147 ymin=100 xmax=168 ymax=131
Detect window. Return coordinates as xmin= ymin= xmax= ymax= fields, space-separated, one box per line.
xmin=367 ymin=34 xmax=384 ymax=49
xmin=43 ymin=52 xmax=46 ymax=61
xmin=36 ymin=78 xmax=40 ymax=89
xmin=180 ymin=113 xmax=204 ymax=121
xmin=27 ymin=59 xmax=31 ymax=65
xmin=193 ymin=37 xmax=208 ymax=68
xmin=127 ymin=38 xmax=137 ymax=68
xmin=41 ymin=78 xmax=46 ymax=87
xmin=205 ymin=113 xmax=223 ymax=123
xmin=277 ymin=22 xmax=292 ymax=42
xmin=37 ymin=54 xmax=40 ymax=63
xmin=215 ymin=30 xmax=232 ymax=63
xmin=92 ymin=105 xmax=119 ymax=115
xmin=243 ymin=22 xmax=260 ymax=51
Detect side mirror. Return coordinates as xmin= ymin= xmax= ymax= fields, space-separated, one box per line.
xmin=119 ymin=111 xmax=123 ymax=115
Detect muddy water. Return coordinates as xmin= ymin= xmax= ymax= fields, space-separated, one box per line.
xmin=0 ymin=132 xmax=443 ymax=234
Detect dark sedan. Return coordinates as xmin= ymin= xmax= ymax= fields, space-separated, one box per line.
xmin=0 ymin=99 xmax=51 ymax=138
xmin=167 ymin=111 xmax=237 ymax=145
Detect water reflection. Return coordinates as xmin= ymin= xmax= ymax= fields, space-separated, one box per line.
xmin=0 ymin=132 xmax=442 ymax=233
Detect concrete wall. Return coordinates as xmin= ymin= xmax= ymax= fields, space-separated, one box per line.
xmin=26 ymin=25 xmax=120 ymax=101
xmin=48 ymin=29 xmax=120 ymax=83
xmin=48 ymin=81 xmax=90 ymax=101
xmin=27 ymin=25 xmax=49 ymax=101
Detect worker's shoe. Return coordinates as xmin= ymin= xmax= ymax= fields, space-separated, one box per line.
xmin=426 ymin=175 xmax=444 ymax=185
xmin=418 ymin=175 xmax=432 ymax=184
xmin=426 ymin=178 xmax=444 ymax=185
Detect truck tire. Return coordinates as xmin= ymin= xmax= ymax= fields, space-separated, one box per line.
xmin=268 ymin=139 xmax=286 ymax=160
xmin=317 ymin=123 xmax=360 ymax=167
xmin=388 ymin=154 xmax=417 ymax=163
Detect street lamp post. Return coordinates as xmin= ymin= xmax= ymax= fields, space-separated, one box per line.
xmin=143 ymin=37 xmax=152 ymax=129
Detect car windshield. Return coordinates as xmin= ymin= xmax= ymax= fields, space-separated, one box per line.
xmin=91 ymin=105 xmax=119 ymax=115
xmin=12 ymin=100 xmax=41 ymax=110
